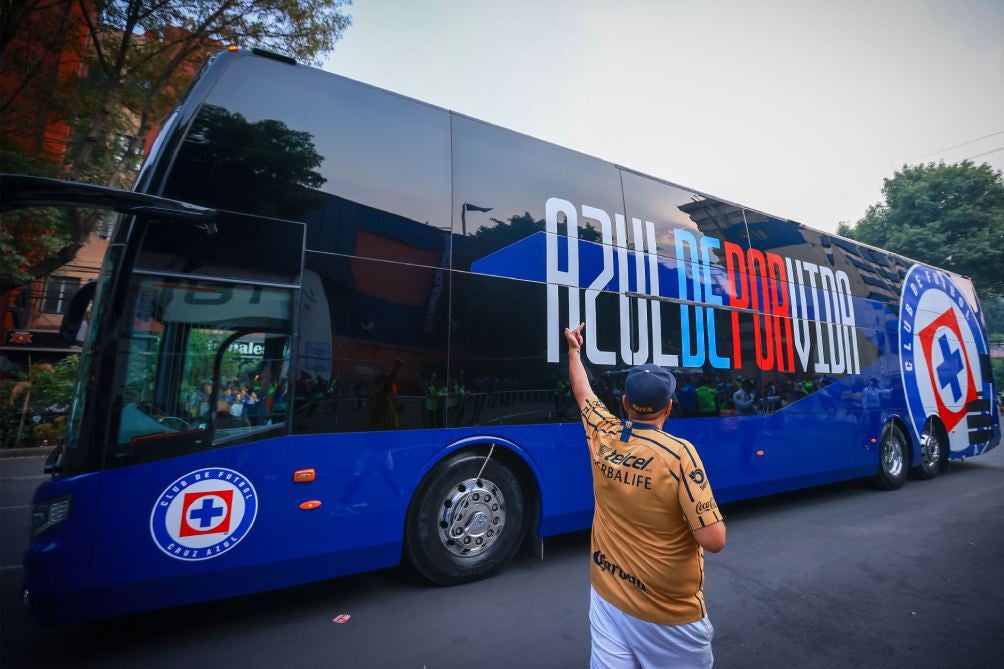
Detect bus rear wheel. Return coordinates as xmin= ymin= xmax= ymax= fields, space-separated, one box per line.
xmin=914 ymin=420 xmax=943 ymax=480
xmin=875 ymin=423 xmax=908 ymax=490
xmin=405 ymin=450 xmax=526 ymax=586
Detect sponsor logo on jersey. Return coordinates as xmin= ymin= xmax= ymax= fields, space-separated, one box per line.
xmin=696 ymin=500 xmax=717 ymax=515
xmin=599 ymin=447 xmax=654 ymax=471
xmin=593 ymin=550 xmax=647 ymax=592
xmin=899 ymin=266 xmax=994 ymax=457
xmin=689 ymin=469 xmax=706 ymax=486
xmin=150 ymin=468 xmax=258 ymax=561
xmin=597 ymin=461 xmax=653 ymax=490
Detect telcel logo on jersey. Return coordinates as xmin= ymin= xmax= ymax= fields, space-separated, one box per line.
xmin=899 ymin=266 xmax=994 ymax=458
xmin=150 ymin=468 xmax=258 ymax=561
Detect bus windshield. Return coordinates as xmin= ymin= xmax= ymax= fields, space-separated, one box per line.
xmin=64 ymin=243 xmax=121 ymax=471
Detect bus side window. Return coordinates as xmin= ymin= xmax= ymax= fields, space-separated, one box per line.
xmin=110 ymin=278 xmax=294 ymax=467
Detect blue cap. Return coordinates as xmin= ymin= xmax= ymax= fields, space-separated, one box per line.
xmin=624 ymin=364 xmax=677 ymax=415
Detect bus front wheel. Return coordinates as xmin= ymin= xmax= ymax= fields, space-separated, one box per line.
xmin=876 ymin=423 xmax=908 ymax=490
xmin=405 ymin=450 xmax=526 ymax=586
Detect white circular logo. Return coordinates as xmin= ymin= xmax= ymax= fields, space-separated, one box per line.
xmin=899 ymin=267 xmax=994 ymax=456
xmin=150 ymin=468 xmax=258 ymax=561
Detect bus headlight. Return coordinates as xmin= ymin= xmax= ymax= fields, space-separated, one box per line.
xmin=31 ymin=496 xmax=72 ymax=538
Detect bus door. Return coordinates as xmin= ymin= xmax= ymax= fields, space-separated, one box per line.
xmin=86 ymin=210 xmax=308 ymax=618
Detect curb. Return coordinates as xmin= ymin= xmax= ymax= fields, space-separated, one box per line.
xmin=0 ymin=446 xmax=56 ymax=458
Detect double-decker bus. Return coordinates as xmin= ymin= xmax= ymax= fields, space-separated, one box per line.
xmin=13 ymin=48 xmax=999 ymax=624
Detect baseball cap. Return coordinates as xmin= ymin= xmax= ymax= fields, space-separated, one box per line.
xmin=624 ymin=364 xmax=677 ymax=415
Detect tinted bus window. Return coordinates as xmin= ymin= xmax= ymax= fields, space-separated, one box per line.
xmin=620 ymin=170 xmax=750 ymax=262
xmin=449 ymin=272 xmax=621 ymax=426
xmin=162 ymin=56 xmax=452 ymax=264
xmin=293 ymin=251 xmax=450 ymax=434
xmin=135 ymin=214 xmax=304 ymax=285
xmin=451 ymin=114 xmax=624 ymax=273
xmin=108 ymin=277 xmax=293 ymax=467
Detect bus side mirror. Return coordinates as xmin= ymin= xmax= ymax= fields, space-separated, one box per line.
xmin=43 ymin=446 xmax=63 ymax=475
xmin=60 ymin=280 xmax=96 ymax=344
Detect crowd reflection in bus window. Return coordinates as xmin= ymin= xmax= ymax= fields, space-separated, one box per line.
xmin=368 ymin=359 xmax=403 ymax=430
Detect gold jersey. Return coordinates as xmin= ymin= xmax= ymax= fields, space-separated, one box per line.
xmin=581 ymin=395 xmax=723 ymax=625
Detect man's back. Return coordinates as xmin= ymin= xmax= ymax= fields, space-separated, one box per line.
xmin=582 ymin=396 xmax=722 ymax=626
xmin=564 ymin=326 xmax=724 ymax=668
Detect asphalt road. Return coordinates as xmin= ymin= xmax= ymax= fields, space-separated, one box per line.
xmin=2 ymin=447 xmax=1003 ymax=669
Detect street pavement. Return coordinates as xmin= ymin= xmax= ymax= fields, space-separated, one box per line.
xmin=2 ymin=447 xmax=1003 ymax=669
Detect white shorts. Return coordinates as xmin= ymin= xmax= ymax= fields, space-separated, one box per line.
xmin=589 ymin=587 xmax=714 ymax=669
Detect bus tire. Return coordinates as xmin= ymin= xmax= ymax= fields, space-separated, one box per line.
xmin=405 ymin=450 xmax=526 ymax=586
xmin=875 ymin=423 xmax=908 ymax=490
xmin=913 ymin=419 xmax=943 ymax=480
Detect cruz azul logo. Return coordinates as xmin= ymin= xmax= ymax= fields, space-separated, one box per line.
xmin=472 ymin=197 xmax=863 ymax=375
xmin=150 ymin=468 xmax=258 ymax=561
xmin=899 ymin=266 xmax=995 ymax=457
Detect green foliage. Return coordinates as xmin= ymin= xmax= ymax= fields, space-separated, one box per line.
xmin=0 ymin=148 xmax=73 ymax=289
xmin=842 ymin=161 xmax=1004 ymax=297
xmin=991 ymin=357 xmax=1004 ymax=388
xmin=34 ymin=416 xmax=68 ymax=445
xmin=28 ymin=355 xmax=80 ymax=411
xmin=983 ymin=298 xmax=1004 ymax=334
xmin=0 ymin=355 xmax=79 ymax=447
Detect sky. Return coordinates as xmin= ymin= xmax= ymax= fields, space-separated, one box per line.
xmin=323 ymin=0 xmax=1004 ymax=235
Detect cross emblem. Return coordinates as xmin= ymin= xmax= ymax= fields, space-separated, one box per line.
xmin=189 ymin=497 xmax=225 ymax=528
xmin=936 ymin=333 xmax=964 ymax=402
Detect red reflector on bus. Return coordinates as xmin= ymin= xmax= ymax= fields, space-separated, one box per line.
xmin=299 ymin=500 xmax=321 ymax=510
xmin=756 ymin=450 xmax=764 ymax=456
xmin=870 ymin=438 xmax=877 ymax=444
xmin=293 ymin=469 xmax=315 ymax=483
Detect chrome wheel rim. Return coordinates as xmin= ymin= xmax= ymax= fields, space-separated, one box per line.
xmin=882 ymin=434 xmax=904 ymax=478
xmin=921 ymin=429 xmax=941 ymax=470
xmin=438 ymin=477 xmax=506 ymax=557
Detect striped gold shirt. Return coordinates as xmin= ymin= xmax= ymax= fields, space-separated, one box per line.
xmin=581 ymin=394 xmax=723 ymax=625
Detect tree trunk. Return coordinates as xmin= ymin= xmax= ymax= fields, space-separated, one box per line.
xmin=107 ymin=110 xmax=152 ymax=189
xmin=66 ymin=78 xmax=122 ymax=181
xmin=1 ymin=240 xmax=84 ymax=295
xmin=15 ymin=386 xmax=31 ymax=449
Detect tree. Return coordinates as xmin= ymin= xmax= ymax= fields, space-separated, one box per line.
xmin=0 ymin=355 xmax=78 ymax=447
xmin=0 ymin=149 xmax=72 ymax=290
xmin=1 ymin=0 xmax=352 ymax=293
xmin=841 ymin=161 xmax=1004 ymax=297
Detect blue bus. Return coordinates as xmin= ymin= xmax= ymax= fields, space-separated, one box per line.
xmin=14 ymin=48 xmax=1000 ymax=623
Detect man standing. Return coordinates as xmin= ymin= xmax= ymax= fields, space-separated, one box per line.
xmin=733 ymin=378 xmax=758 ymax=416
xmin=564 ymin=323 xmax=726 ymax=669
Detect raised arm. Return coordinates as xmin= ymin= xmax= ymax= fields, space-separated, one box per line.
xmin=564 ymin=323 xmax=593 ymax=408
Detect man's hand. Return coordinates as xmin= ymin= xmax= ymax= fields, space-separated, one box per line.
xmin=564 ymin=323 xmax=585 ymax=352
xmin=564 ymin=323 xmax=591 ymax=407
